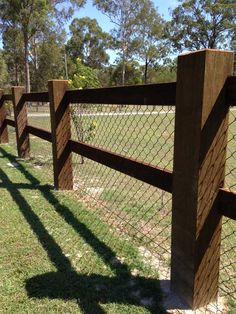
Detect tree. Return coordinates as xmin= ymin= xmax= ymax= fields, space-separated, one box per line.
xmin=167 ymin=0 xmax=236 ymax=51
xmin=133 ymin=0 xmax=167 ymax=83
xmin=66 ymin=17 xmax=111 ymax=69
xmin=110 ymin=61 xmax=142 ymax=86
xmin=0 ymin=0 xmax=86 ymax=92
xmin=0 ymin=50 xmax=9 ymax=88
xmin=93 ymin=0 xmax=143 ymax=85
xmin=30 ymin=30 xmax=66 ymax=91
xmin=2 ymin=27 xmax=24 ymax=86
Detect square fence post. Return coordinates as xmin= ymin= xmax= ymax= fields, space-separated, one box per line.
xmin=0 ymin=90 xmax=8 ymax=144
xmin=12 ymin=86 xmax=30 ymax=158
xmin=48 ymin=80 xmax=73 ymax=190
xmin=171 ymin=49 xmax=234 ymax=309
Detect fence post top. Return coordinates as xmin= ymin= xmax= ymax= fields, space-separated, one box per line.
xmin=48 ymin=80 xmax=68 ymax=83
xmin=11 ymin=86 xmax=25 ymax=90
xmin=178 ymin=48 xmax=234 ymax=58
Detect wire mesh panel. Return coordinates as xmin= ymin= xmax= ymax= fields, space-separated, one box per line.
xmin=70 ymin=103 xmax=175 ymax=292
xmin=27 ymin=102 xmax=53 ymax=184
xmin=220 ymin=107 xmax=236 ymax=312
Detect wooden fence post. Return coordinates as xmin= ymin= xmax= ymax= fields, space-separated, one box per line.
xmin=0 ymin=90 xmax=8 ymax=144
xmin=12 ymin=86 xmax=30 ymax=158
xmin=48 ymin=80 xmax=73 ymax=190
xmin=171 ymin=49 xmax=234 ymax=309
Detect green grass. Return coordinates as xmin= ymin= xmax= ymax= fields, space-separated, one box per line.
xmin=0 ymin=144 xmax=165 ymax=313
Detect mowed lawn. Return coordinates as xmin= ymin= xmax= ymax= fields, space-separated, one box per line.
xmin=0 ymin=145 xmax=165 ymax=313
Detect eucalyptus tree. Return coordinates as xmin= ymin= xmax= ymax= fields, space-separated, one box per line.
xmin=2 ymin=27 xmax=24 ymax=86
xmin=0 ymin=0 xmax=86 ymax=92
xmin=93 ymin=0 xmax=143 ymax=85
xmin=133 ymin=0 xmax=167 ymax=83
xmin=67 ymin=17 xmax=111 ymax=69
xmin=167 ymin=0 xmax=236 ymax=51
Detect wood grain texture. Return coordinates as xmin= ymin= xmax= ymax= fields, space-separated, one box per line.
xmin=5 ymin=118 xmax=15 ymax=128
xmin=48 ymin=80 xmax=73 ymax=190
xmin=219 ymin=188 xmax=236 ymax=220
xmin=12 ymin=86 xmax=30 ymax=158
xmin=27 ymin=125 xmax=52 ymax=142
xmin=171 ymin=49 xmax=234 ymax=309
xmin=226 ymin=76 xmax=236 ymax=105
xmin=22 ymin=91 xmax=49 ymax=103
xmin=0 ymin=90 xmax=9 ymax=143
xmin=66 ymin=82 xmax=176 ymax=105
xmin=70 ymin=139 xmax=173 ymax=193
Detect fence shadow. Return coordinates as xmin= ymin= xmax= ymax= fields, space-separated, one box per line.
xmin=0 ymin=146 xmax=183 ymax=314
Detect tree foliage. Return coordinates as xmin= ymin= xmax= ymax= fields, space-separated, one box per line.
xmin=67 ymin=17 xmax=111 ymax=69
xmin=0 ymin=0 xmax=86 ymax=92
xmin=133 ymin=0 xmax=167 ymax=83
xmin=93 ymin=0 xmax=144 ymax=85
xmin=167 ymin=0 xmax=236 ymax=51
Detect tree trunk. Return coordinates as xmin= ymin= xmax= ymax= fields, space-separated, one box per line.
xmin=122 ymin=47 xmax=125 ymax=86
xmin=144 ymin=57 xmax=148 ymax=84
xmin=24 ymin=33 xmax=31 ymax=93
xmin=15 ymin=63 xmax=19 ymax=86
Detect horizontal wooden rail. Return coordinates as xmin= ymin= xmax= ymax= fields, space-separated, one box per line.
xmin=22 ymin=92 xmax=49 ymax=103
xmin=2 ymin=94 xmax=13 ymax=101
xmin=66 ymin=82 xmax=176 ymax=105
xmin=26 ymin=125 xmax=52 ymax=142
xmin=5 ymin=118 xmax=15 ymax=127
xmin=70 ymin=139 xmax=173 ymax=193
xmin=219 ymin=188 xmax=236 ymax=220
xmin=5 ymin=119 xmax=52 ymax=142
xmin=227 ymin=76 xmax=236 ymax=106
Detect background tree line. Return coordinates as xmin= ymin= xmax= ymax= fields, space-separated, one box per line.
xmin=0 ymin=0 xmax=235 ymax=92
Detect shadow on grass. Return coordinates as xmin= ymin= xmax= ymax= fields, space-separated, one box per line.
xmin=0 ymin=146 xmax=170 ymax=313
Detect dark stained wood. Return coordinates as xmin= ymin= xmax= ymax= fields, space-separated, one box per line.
xmin=0 ymin=90 xmax=9 ymax=143
xmin=219 ymin=188 xmax=236 ymax=220
xmin=66 ymin=82 xmax=176 ymax=105
xmin=12 ymin=86 xmax=30 ymax=158
xmin=2 ymin=94 xmax=13 ymax=101
xmin=5 ymin=118 xmax=15 ymax=127
xmin=48 ymin=80 xmax=73 ymax=190
xmin=226 ymin=76 xmax=236 ymax=105
xmin=70 ymin=139 xmax=173 ymax=193
xmin=171 ymin=49 xmax=234 ymax=309
xmin=27 ymin=125 xmax=52 ymax=142
xmin=22 ymin=91 xmax=49 ymax=103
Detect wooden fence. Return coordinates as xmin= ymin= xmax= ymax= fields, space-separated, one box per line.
xmin=0 ymin=49 xmax=236 ymax=310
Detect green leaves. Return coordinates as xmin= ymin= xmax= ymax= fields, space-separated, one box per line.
xmin=66 ymin=17 xmax=111 ymax=69
xmin=168 ymin=0 xmax=236 ymax=51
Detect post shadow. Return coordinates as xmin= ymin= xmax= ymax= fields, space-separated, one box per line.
xmin=0 ymin=146 xmax=166 ymax=314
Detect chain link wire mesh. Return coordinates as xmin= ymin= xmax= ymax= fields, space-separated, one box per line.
xmin=26 ymin=102 xmax=53 ymax=185
xmin=70 ymin=103 xmax=175 ymax=306
xmin=220 ymin=107 xmax=236 ymax=312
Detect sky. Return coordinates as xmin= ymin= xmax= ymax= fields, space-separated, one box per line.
xmin=73 ymin=0 xmax=178 ymax=33
xmin=66 ymin=0 xmax=179 ymax=63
